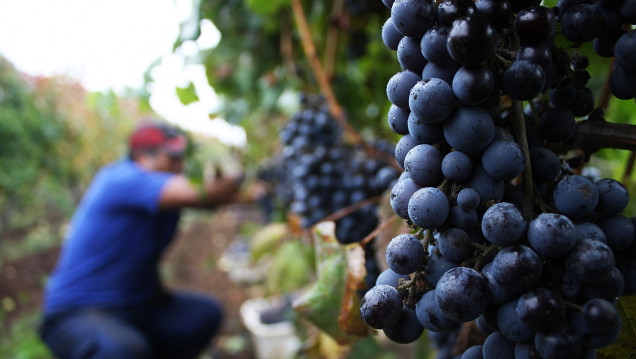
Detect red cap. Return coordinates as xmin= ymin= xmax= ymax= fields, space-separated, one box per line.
xmin=129 ymin=122 xmax=187 ymax=157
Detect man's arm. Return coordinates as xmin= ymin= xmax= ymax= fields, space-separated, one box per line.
xmin=158 ymin=174 xmax=243 ymax=209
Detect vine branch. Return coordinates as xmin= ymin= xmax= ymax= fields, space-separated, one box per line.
xmin=510 ymin=99 xmax=534 ymax=220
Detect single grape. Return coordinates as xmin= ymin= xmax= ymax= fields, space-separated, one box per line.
xmin=388 ymin=104 xmax=410 ymax=135
xmin=447 ymin=205 xmax=478 ymax=231
xmin=446 ymin=14 xmax=498 ymax=66
xmin=398 ymin=35 xmax=428 ymax=74
xmin=383 ymin=305 xmax=425 ymax=344
xmin=491 ymin=245 xmax=543 ymax=293
xmin=596 ymin=214 xmax=635 ymax=251
xmin=408 ymin=187 xmax=450 ymax=229
xmin=425 ymin=250 xmax=459 ymax=286
xmin=421 ymin=26 xmax=453 ymax=64
xmin=516 ymin=288 xmax=562 ymax=330
xmin=441 ymin=150 xmax=473 ymax=182
xmin=452 ymin=65 xmax=495 ymax=106
xmin=553 ymin=175 xmax=599 ymax=220
xmin=575 ymin=222 xmax=607 ymax=244
xmin=530 ymin=147 xmax=561 ymax=183
xmin=404 ymin=144 xmax=444 ymax=186
xmin=482 ymin=331 xmax=515 ymax=359
xmin=515 ymin=341 xmax=542 ymax=359
xmin=497 ymin=298 xmax=536 ymax=342
xmin=516 ymin=43 xmax=553 ymax=71
xmin=415 ymin=289 xmax=456 ymax=332
xmin=376 ymin=268 xmax=411 ymax=288
xmin=457 ymin=188 xmax=480 ymax=210
xmin=386 ymin=233 xmax=426 ymax=275
xmin=537 ymin=107 xmax=576 ymax=143
xmin=391 ymin=0 xmax=437 ymax=37
xmin=408 ymin=112 xmax=444 ymax=144
xmin=514 ymin=5 xmax=557 ymax=44
xmin=409 ymin=78 xmax=456 ymax=124
xmin=461 ymin=345 xmax=483 ymax=359
xmin=387 ymin=70 xmax=421 ymax=109
xmin=566 ymin=238 xmax=615 ymax=284
xmin=481 ymin=140 xmax=525 ymax=181
xmin=561 ymin=4 xmax=605 ymax=43
xmin=475 ymin=0 xmax=513 ymax=29
xmin=438 ymin=228 xmax=472 ymax=262
xmin=502 ymin=60 xmax=545 ymax=101
xmin=437 ymin=0 xmax=476 ymax=27
xmin=535 ymin=326 xmax=582 ymax=359
xmin=395 ymin=134 xmax=420 ymax=169
xmin=527 ymin=213 xmax=577 ymax=259
xmin=360 ymin=285 xmax=403 ymax=329
xmin=382 ymin=17 xmax=403 ymax=51
xmin=465 ymin=164 xmax=505 ymax=202
xmin=435 ymin=267 xmax=489 ymax=322
xmin=443 ymin=106 xmax=495 ymax=154
xmin=481 ymin=202 xmax=527 ymax=247
xmin=390 ymin=177 xmax=421 ymax=219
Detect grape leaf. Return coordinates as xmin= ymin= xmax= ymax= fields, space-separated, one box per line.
xmin=597 ymin=296 xmax=636 ymax=359
xmin=249 ymin=222 xmax=289 ymax=261
xmin=292 ymin=222 xmax=371 ymax=345
xmin=338 ymin=244 xmax=374 ymax=338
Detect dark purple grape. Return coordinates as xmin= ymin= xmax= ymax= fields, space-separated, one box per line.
xmin=390 ymin=177 xmax=421 ymax=219
xmin=515 ymin=341 xmax=542 ymax=359
xmin=482 ymin=331 xmax=515 ymax=358
xmin=621 ymin=0 xmax=636 ymax=23
xmin=561 ymin=4 xmax=605 ymax=43
xmin=461 ymin=345 xmax=483 ymax=359
xmin=388 ymin=104 xmax=410 ymax=135
xmin=572 ymin=298 xmax=621 ymax=348
xmin=575 ymin=222 xmax=607 ymax=244
xmin=446 ymin=15 xmax=498 ymax=66
xmin=447 ymin=205 xmax=478 ymax=231
xmin=481 ymin=202 xmax=527 ymax=247
xmin=502 ymin=60 xmax=545 ymax=101
xmin=425 ymin=250 xmax=458 ymax=286
xmin=491 ymin=245 xmax=543 ymax=293
xmin=395 ymin=134 xmax=420 ymax=169
xmin=582 ymin=266 xmax=625 ymax=301
xmin=481 ymin=140 xmax=525 ymax=181
xmin=441 ymin=150 xmax=473 ymax=181
xmin=457 ymin=188 xmax=480 ymax=210
xmin=409 ymin=78 xmax=456 ymax=124
xmin=537 ymin=107 xmax=576 ymax=143
xmin=407 ymin=112 xmax=445 ymax=144
xmin=386 ymin=233 xmax=426 ymax=274
xmin=437 ymin=0 xmax=476 ymax=27
xmin=421 ymin=26 xmax=453 ymax=64
xmin=535 ymin=326 xmax=582 ymax=359
xmin=549 ymin=81 xmax=577 ymax=108
xmin=415 ymin=289 xmax=456 ymax=332
xmin=609 ymin=63 xmax=636 ymax=100
xmin=527 ymin=213 xmax=577 ymax=259
xmin=566 ymin=238 xmax=615 ymax=284
xmin=465 ymin=164 xmax=505 ymax=202
xmin=360 ymin=284 xmax=404 ymax=329
xmin=398 ymin=36 xmax=428 ymax=74
xmin=391 ymin=0 xmax=437 ymax=38
xmin=553 ymin=175 xmax=599 ymax=220
xmin=516 ymin=43 xmax=553 ymax=71
xmin=387 ymin=70 xmax=421 ymax=109
xmin=383 ymin=305 xmax=425 ymax=344
xmin=514 ymin=5 xmax=557 ymax=44
xmin=408 ymin=187 xmax=450 ymax=229
xmin=452 ymin=65 xmax=495 ymax=105
xmin=422 ymin=60 xmax=461 ymax=84
xmin=597 ymin=214 xmax=635 ymax=251
xmin=595 ymin=178 xmax=629 ymax=216
xmin=516 ymin=288 xmax=562 ymax=330
xmin=382 ymin=17 xmax=403 ymax=51
xmin=404 ymin=144 xmax=443 ymax=186
xmin=571 ymin=87 xmax=595 ymax=117
xmin=435 ymin=267 xmax=489 ymax=322
xmin=438 ymin=228 xmax=472 ymax=262
xmin=475 ymin=0 xmax=513 ymax=29
xmin=443 ymin=106 xmax=495 ymax=154
xmin=497 ymin=298 xmax=537 ymax=342
xmin=376 ymin=268 xmax=411 ymax=288
xmin=530 ymin=147 xmax=561 ymax=183
xmin=616 ymin=30 xmax=636 ymax=69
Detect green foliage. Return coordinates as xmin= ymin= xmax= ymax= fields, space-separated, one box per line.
xmin=176 ymin=81 xmax=199 ymax=105
xmin=598 ymin=296 xmax=636 ymax=359
xmin=0 ymin=311 xmax=52 ymax=359
xmin=265 ymin=239 xmax=315 ymax=295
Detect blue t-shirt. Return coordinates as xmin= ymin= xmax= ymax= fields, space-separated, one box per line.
xmin=44 ymin=159 xmax=180 ymax=314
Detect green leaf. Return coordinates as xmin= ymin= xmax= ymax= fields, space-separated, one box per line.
xmin=249 ymin=222 xmax=289 ymax=261
xmin=175 ymin=82 xmax=199 ymax=106
xmin=245 ymin=0 xmax=289 ymax=15
xmin=598 ymin=296 xmax=636 ymax=359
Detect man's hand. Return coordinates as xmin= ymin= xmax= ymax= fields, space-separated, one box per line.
xmin=159 ymin=173 xmax=243 ymax=209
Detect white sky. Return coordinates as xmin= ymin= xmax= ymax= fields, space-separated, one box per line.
xmin=0 ymin=0 xmax=247 ymax=147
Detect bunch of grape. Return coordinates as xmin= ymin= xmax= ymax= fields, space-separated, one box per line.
xmin=276 ymin=94 xmax=400 ymax=245
xmin=360 ymin=0 xmax=636 ymax=358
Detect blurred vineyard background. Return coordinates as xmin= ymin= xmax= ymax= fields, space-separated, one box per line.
xmin=1 ymin=0 xmax=636 ymax=358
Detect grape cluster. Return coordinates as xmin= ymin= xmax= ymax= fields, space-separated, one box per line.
xmin=360 ymin=0 xmax=636 ymax=357
xmin=273 ymin=94 xmax=400 ymax=245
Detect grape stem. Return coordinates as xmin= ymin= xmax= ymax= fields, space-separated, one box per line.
xmin=563 ymin=301 xmax=584 ymax=312
xmin=510 ymin=99 xmax=535 ymax=220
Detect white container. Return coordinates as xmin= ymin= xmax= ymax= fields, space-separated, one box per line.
xmin=239 ymin=297 xmax=302 ymax=359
